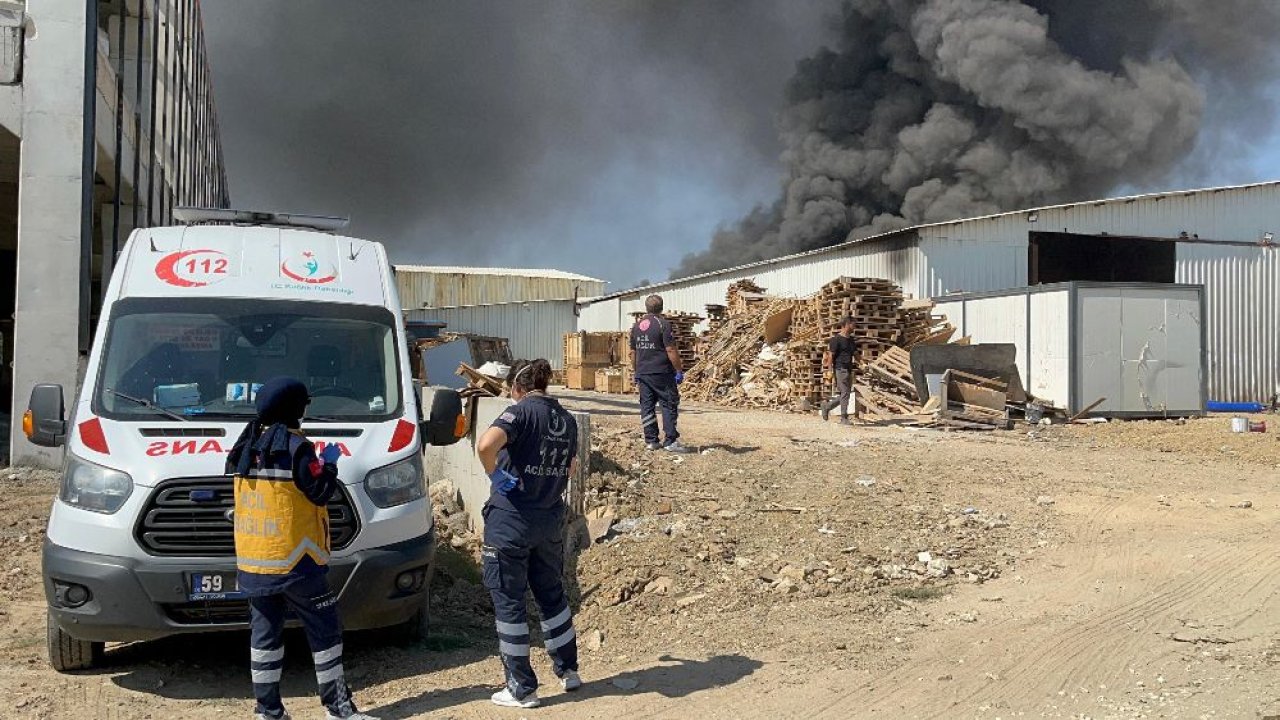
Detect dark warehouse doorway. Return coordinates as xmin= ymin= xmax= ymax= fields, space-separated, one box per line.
xmin=1029 ymin=232 xmax=1177 ymax=285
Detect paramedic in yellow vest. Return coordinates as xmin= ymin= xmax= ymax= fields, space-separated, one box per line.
xmin=228 ymin=377 xmax=376 ymax=720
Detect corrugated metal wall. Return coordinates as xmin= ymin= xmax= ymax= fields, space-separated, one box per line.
xmin=407 ymin=300 xmax=579 ymax=368
xmin=396 ymin=270 xmax=606 ymax=310
xmin=579 ymin=184 xmax=1280 ymax=401
xmin=1178 ymin=244 xmax=1280 ymax=403
xmin=577 ymin=297 xmax=623 ymax=332
xmin=584 ymin=238 xmax=930 ymax=332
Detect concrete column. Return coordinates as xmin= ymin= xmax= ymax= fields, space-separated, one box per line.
xmin=9 ymin=0 xmax=89 ymax=467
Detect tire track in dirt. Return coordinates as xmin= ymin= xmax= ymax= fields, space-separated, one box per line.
xmin=930 ymin=522 xmax=1265 ymax=714
xmin=801 ymin=494 xmax=1145 ymax=717
xmin=799 ymin=490 xmax=1280 ymax=719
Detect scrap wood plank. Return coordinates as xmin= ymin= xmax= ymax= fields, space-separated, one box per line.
xmin=1069 ymin=397 xmax=1107 ymax=423
xmin=946 ymin=368 xmax=1007 ymax=389
xmin=456 ymin=363 xmax=503 ymax=396
xmin=867 ymin=347 xmax=917 ymax=397
xmin=947 ymin=380 xmax=1007 ymax=412
xmin=763 ymin=306 xmax=794 ymax=344
xmin=908 ymin=325 xmax=956 ymax=347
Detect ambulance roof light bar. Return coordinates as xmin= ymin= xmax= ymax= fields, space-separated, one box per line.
xmin=172 ymin=207 xmax=351 ymax=233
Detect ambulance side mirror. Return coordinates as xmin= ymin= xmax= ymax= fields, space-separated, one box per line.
xmin=422 ymin=387 xmax=465 ymax=447
xmin=25 ymin=384 xmax=67 ymax=448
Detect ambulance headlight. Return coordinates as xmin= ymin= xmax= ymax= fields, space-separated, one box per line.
xmin=364 ymin=455 xmax=425 ymax=508
xmin=60 ymin=455 xmax=133 ymax=514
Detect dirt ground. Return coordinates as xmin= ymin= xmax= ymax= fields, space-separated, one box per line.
xmin=2 ymin=395 xmax=1280 ymax=719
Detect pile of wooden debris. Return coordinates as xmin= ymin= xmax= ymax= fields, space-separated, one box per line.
xmin=681 ymin=276 xmax=1049 ymax=430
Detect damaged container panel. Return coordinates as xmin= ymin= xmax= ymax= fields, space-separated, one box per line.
xmin=936 ymin=282 xmax=1206 ymax=418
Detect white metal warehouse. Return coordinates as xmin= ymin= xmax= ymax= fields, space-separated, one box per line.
xmin=579 ymin=181 xmax=1280 ymax=403
xmin=395 ymin=265 xmax=606 ymax=309
xmin=396 ymin=266 xmax=605 ymax=368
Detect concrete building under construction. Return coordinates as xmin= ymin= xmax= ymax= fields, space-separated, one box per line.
xmin=4 ymin=0 xmax=227 ymax=464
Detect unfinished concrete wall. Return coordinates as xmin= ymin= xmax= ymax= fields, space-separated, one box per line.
xmin=9 ymin=0 xmax=88 ymax=467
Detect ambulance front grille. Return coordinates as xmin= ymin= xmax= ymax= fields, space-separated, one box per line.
xmin=163 ymin=600 xmax=251 ymax=625
xmin=134 ymin=477 xmax=359 ymax=556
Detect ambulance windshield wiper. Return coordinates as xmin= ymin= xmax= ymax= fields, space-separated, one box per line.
xmin=105 ymin=388 xmax=190 ymax=423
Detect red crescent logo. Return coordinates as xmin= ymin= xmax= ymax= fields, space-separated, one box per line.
xmin=155 ymin=250 xmax=228 ymax=287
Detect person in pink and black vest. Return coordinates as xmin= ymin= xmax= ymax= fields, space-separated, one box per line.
xmin=629 ymin=295 xmax=693 ymax=453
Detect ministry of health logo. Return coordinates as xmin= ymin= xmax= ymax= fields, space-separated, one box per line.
xmin=281 ymin=250 xmax=337 ymax=284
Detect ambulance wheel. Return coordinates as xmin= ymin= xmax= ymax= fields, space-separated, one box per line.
xmin=47 ymin=612 xmax=103 ymax=672
xmin=398 ymin=595 xmax=431 ymax=645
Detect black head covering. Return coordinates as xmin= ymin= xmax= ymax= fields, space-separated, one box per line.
xmin=227 ymin=377 xmax=311 ymax=477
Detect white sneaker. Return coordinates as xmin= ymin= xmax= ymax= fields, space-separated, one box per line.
xmin=491 ymin=688 xmax=541 ymax=708
xmin=560 ymin=670 xmax=583 ymax=691
xmin=662 ymin=441 xmax=694 ymax=454
xmin=256 ymin=713 xmax=291 ymax=720
xmin=326 ymin=711 xmax=377 ymax=720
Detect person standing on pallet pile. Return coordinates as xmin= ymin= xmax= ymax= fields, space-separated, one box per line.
xmin=630 ymin=294 xmax=693 ymax=453
xmin=821 ymin=316 xmax=857 ymax=425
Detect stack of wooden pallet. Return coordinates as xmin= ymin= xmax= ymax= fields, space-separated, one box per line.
xmin=563 ymin=331 xmax=621 ymax=390
xmin=899 ymin=299 xmax=957 ymax=348
xmin=726 ymin=279 xmax=767 ymax=315
xmin=677 ymin=275 xmax=990 ymax=421
xmin=705 ymin=304 xmax=728 ymax=335
xmin=667 ymin=312 xmax=702 ymax=369
xmin=811 ymin=277 xmax=904 ymax=366
xmin=783 ymin=340 xmax=828 ymax=403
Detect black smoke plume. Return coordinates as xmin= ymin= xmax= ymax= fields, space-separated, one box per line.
xmin=201 ymin=1 xmax=837 ymax=284
xmin=677 ymin=0 xmax=1280 ymax=276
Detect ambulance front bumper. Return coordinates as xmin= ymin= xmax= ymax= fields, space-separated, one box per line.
xmin=42 ymin=530 xmax=436 ymax=643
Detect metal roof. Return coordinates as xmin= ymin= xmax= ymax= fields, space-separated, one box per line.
xmin=589 ymin=179 xmax=1280 ymax=302
xmin=394 ymin=265 xmax=604 ymax=283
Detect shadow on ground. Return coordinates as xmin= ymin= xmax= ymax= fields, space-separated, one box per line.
xmin=371 ymin=653 xmax=766 ymax=718
xmin=107 ymin=553 xmax=495 ymax=704
xmin=106 ymin=616 xmax=493 ymax=705
xmin=557 ymin=391 xmax=713 ymax=418
xmin=699 ymin=443 xmax=760 ymax=455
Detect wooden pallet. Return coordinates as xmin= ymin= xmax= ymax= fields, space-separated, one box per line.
xmin=867 ymin=346 xmax=917 ymax=399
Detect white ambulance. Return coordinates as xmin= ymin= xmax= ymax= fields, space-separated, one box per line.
xmin=23 ymin=209 xmax=463 ymax=671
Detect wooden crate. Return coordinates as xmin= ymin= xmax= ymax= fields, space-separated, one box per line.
xmin=595 ymin=369 xmax=625 ymax=394
xmin=563 ymin=332 xmax=621 ymax=367
xmin=565 ymin=366 xmax=599 ymax=390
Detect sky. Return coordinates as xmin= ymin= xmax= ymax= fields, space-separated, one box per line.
xmin=201 ymin=2 xmax=1280 ymax=292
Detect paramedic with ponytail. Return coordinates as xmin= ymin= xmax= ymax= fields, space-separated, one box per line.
xmin=476 ymin=359 xmax=582 ymax=708
xmin=227 ymin=377 xmax=375 ymax=720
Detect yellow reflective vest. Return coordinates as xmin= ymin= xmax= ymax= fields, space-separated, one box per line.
xmin=233 ymin=432 xmax=330 ymax=576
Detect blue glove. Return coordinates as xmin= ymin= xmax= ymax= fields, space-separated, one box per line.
xmin=489 ymin=468 xmax=519 ymax=495
xmin=319 ymin=444 xmax=341 ymax=465
xmin=674 ymin=371 xmax=685 ymax=384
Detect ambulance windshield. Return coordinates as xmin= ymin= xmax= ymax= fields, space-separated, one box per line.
xmin=93 ymin=298 xmax=402 ymax=421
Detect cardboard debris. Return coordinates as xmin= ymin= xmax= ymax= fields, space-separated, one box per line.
xmin=455 ymin=363 xmax=503 ymax=398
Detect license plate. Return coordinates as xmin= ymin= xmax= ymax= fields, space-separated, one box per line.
xmin=188 ymin=571 xmax=245 ymax=601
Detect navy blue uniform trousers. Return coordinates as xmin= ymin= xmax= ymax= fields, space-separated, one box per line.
xmin=482 ymin=504 xmax=578 ymax=699
xmin=248 ymin=572 xmax=355 ymax=718
xmin=637 ymin=374 xmax=680 ymax=446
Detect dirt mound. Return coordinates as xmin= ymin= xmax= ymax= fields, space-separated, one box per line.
xmin=568 ymin=420 xmax=1050 ymax=660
